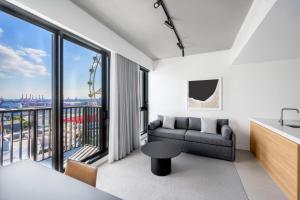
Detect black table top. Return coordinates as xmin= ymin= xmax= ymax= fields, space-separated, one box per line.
xmin=0 ymin=160 xmax=121 ymax=200
xmin=141 ymin=141 xmax=181 ymax=159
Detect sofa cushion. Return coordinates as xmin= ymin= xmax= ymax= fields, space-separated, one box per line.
xmin=175 ymin=117 xmax=188 ymax=129
xmin=157 ymin=115 xmax=164 ymax=121
xmin=201 ymin=118 xmax=217 ymax=134
xmin=217 ymin=119 xmax=229 ymax=134
xmin=148 ymin=120 xmax=162 ymax=130
xmin=149 ymin=128 xmax=186 ymax=140
xmin=221 ymin=125 xmax=232 ymax=140
xmin=185 ymin=130 xmax=232 ymax=147
xmin=188 ymin=117 xmax=201 ymax=131
xmin=162 ymin=116 xmax=175 ymax=129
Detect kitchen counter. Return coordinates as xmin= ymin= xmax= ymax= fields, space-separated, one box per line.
xmin=250 ymin=118 xmax=300 ymax=200
xmin=250 ymin=118 xmax=300 ymax=144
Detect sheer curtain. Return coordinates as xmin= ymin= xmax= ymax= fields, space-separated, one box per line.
xmin=109 ymin=53 xmax=140 ymax=162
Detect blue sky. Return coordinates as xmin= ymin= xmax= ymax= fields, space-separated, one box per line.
xmin=0 ymin=11 xmax=101 ymax=99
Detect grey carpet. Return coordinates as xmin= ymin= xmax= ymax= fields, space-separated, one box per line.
xmin=96 ymin=150 xmax=248 ymax=200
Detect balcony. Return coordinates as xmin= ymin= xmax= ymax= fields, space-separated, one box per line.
xmin=0 ymin=106 xmax=103 ymax=167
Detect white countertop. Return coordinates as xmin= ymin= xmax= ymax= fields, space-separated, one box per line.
xmin=250 ymin=118 xmax=300 ymax=144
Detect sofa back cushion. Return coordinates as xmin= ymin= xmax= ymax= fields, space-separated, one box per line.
xmin=217 ymin=119 xmax=229 ymax=134
xmin=162 ymin=116 xmax=175 ymax=129
xmin=156 ymin=116 xmax=228 ymax=133
xmin=175 ymin=117 xmax=188 ymax=129
xmin=157 ymin=115 xmax=164 ymax=122
xmin=201 ymin=118 xmax=217 ymax=134
xmin=188 ymin=117 xmax=201 ymax=131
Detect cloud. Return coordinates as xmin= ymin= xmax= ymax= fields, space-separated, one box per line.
xmin=73 ymin=55 xmax=82 ymax=61
xmin=0 ymin=28 xmax=3 ymax=37
xmin=0 ymin=72 xmax=10 ymax=79
xmin=21 ymin=47 xmax=47 ymax=64
xmin=0 ymin=44 xmax=48 ymax=78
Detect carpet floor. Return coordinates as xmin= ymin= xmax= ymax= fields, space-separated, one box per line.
xmin=96 ymin=150 xmax=248 ymax=200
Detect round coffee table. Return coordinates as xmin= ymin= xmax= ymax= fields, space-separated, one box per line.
xmin=141 ymin=141 xmax=181 ymax=176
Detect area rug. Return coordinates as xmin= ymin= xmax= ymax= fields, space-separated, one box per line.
xmin=96 ymin=150 xmax=248 ymax=200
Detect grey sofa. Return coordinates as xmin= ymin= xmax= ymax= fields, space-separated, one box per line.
xmin=148 ymin=117 xmax=235 ymax=161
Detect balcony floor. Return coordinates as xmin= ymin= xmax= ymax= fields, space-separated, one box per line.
xmin=38 ymin=147 xmax=81 ymax=168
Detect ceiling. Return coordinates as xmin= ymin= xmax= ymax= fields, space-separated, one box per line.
xmin=234 ymin=0 xmax=300 ymax=64
xmin=71 ymin=0 xmax=253 ymax=60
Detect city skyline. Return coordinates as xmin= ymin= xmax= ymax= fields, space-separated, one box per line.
xmin=0 ymin=10 xmax=101 ymax=99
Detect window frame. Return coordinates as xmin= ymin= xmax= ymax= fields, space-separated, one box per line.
xmin=61 ymin=36 xmax=110 ymax=161
xmin=0 ymin=1 xmax=111 ymax=171
xmin=139 ymin=67 xmax=149 ymax=136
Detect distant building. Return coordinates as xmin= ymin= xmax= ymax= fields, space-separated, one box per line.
xmin=0 ymin=101 xmax=23 ymax=109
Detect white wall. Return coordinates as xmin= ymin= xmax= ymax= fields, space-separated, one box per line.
xmin=149 ymin=51 xmax=300 ymax=150
xmin=7 ymin=0 xmax=153 ymax=69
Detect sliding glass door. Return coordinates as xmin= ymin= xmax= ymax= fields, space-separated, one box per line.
xmin=62 ymin=38 xmax=109 ymax=164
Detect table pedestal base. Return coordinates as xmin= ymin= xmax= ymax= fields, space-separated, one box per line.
xmin=151 ymin=158 xmax=171 ymax=176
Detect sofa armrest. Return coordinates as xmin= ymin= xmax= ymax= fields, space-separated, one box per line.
xmin=231 ymin=131 xmax=236 ymax=161
xmin=148 ymin=120 xmax=162 ymax=130
xmin=221 ymin=124 xmax=236 ymax=161
xmin=221 ymin=125 xmax=233 ymax=140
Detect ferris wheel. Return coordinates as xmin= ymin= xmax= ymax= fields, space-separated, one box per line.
xmin=88 ymin=54 xmax=102 ymax=106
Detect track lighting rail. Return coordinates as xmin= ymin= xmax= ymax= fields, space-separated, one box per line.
xmin=154 ymin=0 xmax=185 ymax=57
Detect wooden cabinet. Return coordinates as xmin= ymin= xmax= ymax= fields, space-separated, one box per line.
xmin=250 ymin=122 xmax=300 ymax=200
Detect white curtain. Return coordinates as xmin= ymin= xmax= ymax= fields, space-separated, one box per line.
xmin=109 ymin=53 xmax=140 ymax=163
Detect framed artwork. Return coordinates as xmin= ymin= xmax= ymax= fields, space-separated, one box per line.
xmin=187 ymin=77 xmax=222 ymax=110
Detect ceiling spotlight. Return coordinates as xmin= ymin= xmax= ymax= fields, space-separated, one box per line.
xmin=153 ymin=0 xmax=162 ymax=8
xmin=164 ymin=20 xmax=174 ymax=29
xmin=177 ymin=42 xmax=183 ymax=49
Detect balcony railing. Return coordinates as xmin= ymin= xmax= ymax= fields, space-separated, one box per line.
xmin=0 ymin=106 xmax=102 ymax=166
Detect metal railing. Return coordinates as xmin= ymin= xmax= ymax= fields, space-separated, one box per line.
xmin=0 ymin=106 xmax=102 ymax=166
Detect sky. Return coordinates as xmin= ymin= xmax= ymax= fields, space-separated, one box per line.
xmin=0 ymin=10 xmax=101 ymax=99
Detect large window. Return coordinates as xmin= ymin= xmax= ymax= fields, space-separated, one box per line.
xmin=0 ymin=9 xmax=53 ymax=166
xmin=0 ymin=3 xmax=110 ymax=171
